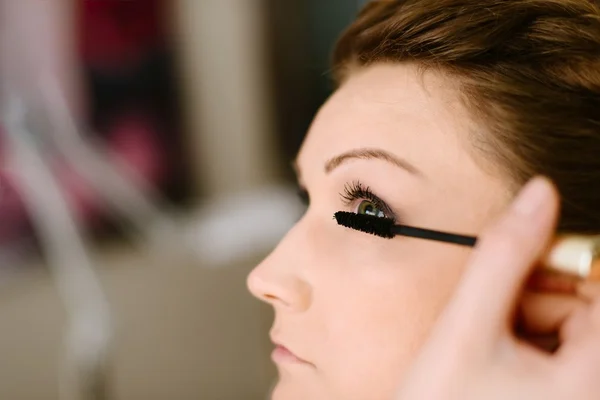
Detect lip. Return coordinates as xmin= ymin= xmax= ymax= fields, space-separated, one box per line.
xmin=271 ymin=344 xmax=310 ymax=365
xmin=270 ymin=337 xmax=312 ymax=366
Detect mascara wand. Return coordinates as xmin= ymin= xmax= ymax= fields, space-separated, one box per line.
xmin=334 ymin=211 xmax=600 ymax=283
xmin=334 ymin=211 xmax=478 ymax=247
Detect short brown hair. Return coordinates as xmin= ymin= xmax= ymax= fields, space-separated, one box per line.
xmin=333 ymin=0 xmax=600 ymax=232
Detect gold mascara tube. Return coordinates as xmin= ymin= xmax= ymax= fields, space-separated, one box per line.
xmin=542 ymin=235 xmax=600 ymax=281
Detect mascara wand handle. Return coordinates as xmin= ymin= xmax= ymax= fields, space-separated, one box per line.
xmin=391 ymin=225 xmax=477 ymax=247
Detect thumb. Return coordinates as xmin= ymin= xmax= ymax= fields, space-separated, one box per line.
xmin=441 ymin=177 xmax=560 ymax=345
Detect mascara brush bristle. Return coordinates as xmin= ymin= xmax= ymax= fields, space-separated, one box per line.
xmin=334 ymin=211 xmax=395 ymax=239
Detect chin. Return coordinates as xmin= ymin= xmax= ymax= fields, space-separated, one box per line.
xmin=270 ymin=382 xmax=297 ymax=400
xmin=270 ymin=378 xmax=323 ymax=400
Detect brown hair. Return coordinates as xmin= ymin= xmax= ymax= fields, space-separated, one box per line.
xmin=333 ymin=0 xmax=600 ymax=232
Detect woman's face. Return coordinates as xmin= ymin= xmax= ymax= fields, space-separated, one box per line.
xmin=247 ymin=63 xmax=512 ymax=400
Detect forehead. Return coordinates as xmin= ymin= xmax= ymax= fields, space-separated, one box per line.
xmin=298 ymin=63 xmax=472 ymax=179
xmin=296 ymin=63 xmax=511 ymax=228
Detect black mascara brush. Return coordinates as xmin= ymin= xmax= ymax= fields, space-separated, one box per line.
xmin=334 ymin=211 xmax=477 ymax=247
xmin=334 ymin=212 xmax=600 ymax=281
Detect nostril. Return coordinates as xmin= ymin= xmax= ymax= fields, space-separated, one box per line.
xmin=264 ymin=293 xmax=278 ymax=301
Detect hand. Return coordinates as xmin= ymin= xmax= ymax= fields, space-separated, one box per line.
xmin=395 ymin=177 xmax=600 ymax=400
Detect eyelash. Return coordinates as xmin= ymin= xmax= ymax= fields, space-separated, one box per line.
xmin=341 ymin=181 xmax=396 ymax=220
xmin=296 ymin=181 xmax=396 ymax=221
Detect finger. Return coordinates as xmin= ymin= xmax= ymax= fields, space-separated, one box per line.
xmin=518 ymin=277 xmax=599 ymax=337
xmin=576 ymin=280 xmax=600 ymax=303
xmin=526 ymin=270 xmax=579 ymax=295
xmin=518 ymin=333 xmax=560 ymax=353
xmin=556 ymin=302 xmax=600 ymax=391
xmin=558 ymin=291 xmax=600 ymax=356
xmin=519 ymin=291 xmax=585 ymax=335
xmin=554 ymin=284 xmax=600 ymax=358
xmin=582 ymin=294 xmax=600 ymax=333
xmin=559 ymin=305 xmax=590 ymax=345
xmin=442 ymin=177 xmax=560 ymax=344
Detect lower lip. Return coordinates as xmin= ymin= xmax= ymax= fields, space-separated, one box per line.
xmin=271 ymin=345 xmax=309 ymax=364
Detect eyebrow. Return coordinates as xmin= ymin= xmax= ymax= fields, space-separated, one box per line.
xmin=323 ymin=148 xmax=422 ymax=176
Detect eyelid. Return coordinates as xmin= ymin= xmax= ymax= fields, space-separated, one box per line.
xmin=340 ymin=181 xmax=398 ymax=221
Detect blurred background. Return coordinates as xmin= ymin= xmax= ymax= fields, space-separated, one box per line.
xmin=0 ymin=0 xmax=367 ymax=399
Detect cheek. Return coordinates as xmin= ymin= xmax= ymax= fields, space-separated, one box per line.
xmin=317 ymin=246 xmax=470 ymax=399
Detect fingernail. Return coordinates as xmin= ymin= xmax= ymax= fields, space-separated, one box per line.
xmin=512 ymin=177 xmax=551 ymax=217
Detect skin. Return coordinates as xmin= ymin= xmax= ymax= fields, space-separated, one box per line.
xmin=395 ymin=178 xmax=600 ymax=400
xmin=247 ymin=63 xmax=514 ymax=400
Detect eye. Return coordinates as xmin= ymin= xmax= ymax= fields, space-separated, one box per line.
xmin=357 ymin=200 xmax=386 ymax=218
xmin=340 ymin=181 xmax=395 ymax=220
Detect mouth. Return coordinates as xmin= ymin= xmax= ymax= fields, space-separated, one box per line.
xmin=270 ymin=337 xmax=313 ymax=366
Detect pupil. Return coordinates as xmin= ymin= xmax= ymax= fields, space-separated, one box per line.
xmin=359 ymin=201 xmax=381 ymax=217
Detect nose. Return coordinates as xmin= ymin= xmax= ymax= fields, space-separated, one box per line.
xmin=247 ymin=223 xmax=312 ymax=312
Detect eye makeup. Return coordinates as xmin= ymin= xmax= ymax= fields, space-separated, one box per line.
xmin=340 ymin=181 xmax=397 ymax=220
xmin=335 ymin=211 xmax=477 ymax=246
xmin=295 ymin=180 xmax=399 ymax=220
xmin=334 ymin=211 xmax=600 ymax=281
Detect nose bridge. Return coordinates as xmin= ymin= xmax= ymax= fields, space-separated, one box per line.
xmin=247 ymin=217 xmax=313 ymax=311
